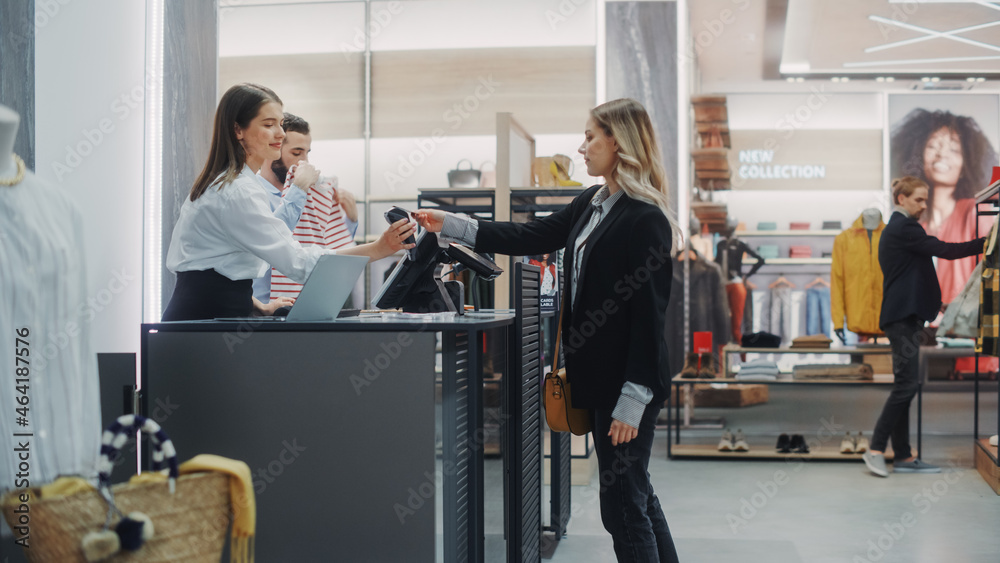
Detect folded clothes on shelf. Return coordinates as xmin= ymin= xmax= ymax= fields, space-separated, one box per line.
xmin=822 ymin=220 xmax=842 ymax=230
xmin=789 ymin=245 xmax=812 ymax=258
xmin=757 ymin=221 xmax=778 ymax=231
xmin=736 ymin=359 xmax=780 ymax=381
xmin=789 ymin=222 xmax=810 ymax=230
xmin=791 ymin=334 xmax=833 ymax=348
xmin=742 ymin=331 xmax=782 ymax=348
xmin=792 ymin=363 xmax=874 ymax=380
xmin=756 ymin=245 xmax=779 ymax=259
xmin=821 ymin=251 xmax=833 ymax=258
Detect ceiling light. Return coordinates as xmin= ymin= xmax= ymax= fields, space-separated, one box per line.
xmin=976 ymin=77 xmax=986 ymax=82
xmin=967 ymin=77 xmax=977 ymax=82
xmin=786 ymin=77 xmax=796 ymax=83
xmin=876 ymin=76 xmax=886 ymax=82
xmin=886 ymin=77 xmax=895 ymax=82
xmin=931 ymin=77 xmax=940 ymax=82
xmin=842 ymin=77 xmax=850 ymax=82
xmin=921 ymin=77 xmax=931 ymax=82
xmin=795 ymin=77 xmax=805 ymax=83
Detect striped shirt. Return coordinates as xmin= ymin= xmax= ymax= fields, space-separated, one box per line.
xmin=271 ymin=171 xmax=356 ymax=299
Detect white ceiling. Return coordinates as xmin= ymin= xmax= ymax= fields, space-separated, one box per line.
xmin=691 ymin=0 xmax=1000 ymax=93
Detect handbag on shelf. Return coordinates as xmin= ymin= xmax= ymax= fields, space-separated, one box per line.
xmin=544 ymin=301 xmax=592 ymax=435
xmin=1 ymin=415 xmax=246 ymax=563
xmin=447 ymin=159 xmax=481 ymax=188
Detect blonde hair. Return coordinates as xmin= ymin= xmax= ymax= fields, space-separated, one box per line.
xmin=891 ymin=176 xmax=928 ymax=205
xmin=590 ymin=98 xmax=682 ymax=247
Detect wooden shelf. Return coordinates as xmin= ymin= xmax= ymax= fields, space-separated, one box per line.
xmin=744 ymin=258 xmax=832 ymax=265
xmin=737 ymin=230 xmax=840 ymax=237
xmin=669 ymin=444 xmax=894 ymax=461
xmin=673 ymin=376 xmax=894 ymax=385
xmin=722 ymin=345 xmax=891 ymax=355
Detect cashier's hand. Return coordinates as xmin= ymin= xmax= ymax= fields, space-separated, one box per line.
xmin=609 ymin=419 xmax=638 ymax=447
xmin=413 ymin=209 xmax=445 ymax=233
xmin=253 ymin=296 xmax=295 ymax=316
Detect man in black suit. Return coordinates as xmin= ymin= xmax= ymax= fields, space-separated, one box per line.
xmin=863 ymin=176 xmax=985 ymax=477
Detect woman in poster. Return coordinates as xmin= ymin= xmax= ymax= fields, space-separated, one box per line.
xmin=890 ymin=108 xmax=997 ymax=305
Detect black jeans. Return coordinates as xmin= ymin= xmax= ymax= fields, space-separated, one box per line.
xmin=870 ymin=316 xmax=925 ymax=459
xmin=592 ymin=404 xmax=679 ymax=563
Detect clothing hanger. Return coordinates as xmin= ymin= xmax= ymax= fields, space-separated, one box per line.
xmin=768 ymin=276 xmax=795 ymax=289
xmin=805 ymin=276 xmax=830 ymax=289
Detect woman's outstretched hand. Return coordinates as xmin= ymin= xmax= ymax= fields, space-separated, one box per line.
xmin=413 ymin=209 xmax=445 ymax=233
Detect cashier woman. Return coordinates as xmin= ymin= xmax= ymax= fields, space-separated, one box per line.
xmin=162 ymin=83 xmax=415 ymax=321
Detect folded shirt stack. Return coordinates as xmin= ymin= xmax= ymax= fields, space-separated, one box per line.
xmin=757 ymin=245 xmax=780 ymax=259
xmin=792 ymin=363 xmax=873 ymax=380
xmin=791 ymin=334 xmax=833 ymax=349
xmin=742 ymin=331 xmax=782 ymax=348
xmin=821 ymin=220 xmax=842 ymax=230
xmin=736 ymin=359 xmax=780 ymax=381
xmin=789 ymin=245 xmax=812 ymax=258
xmin=757 ymin=221 xmax=778 ymax=231
xmin=789 ymin=222 xmax=810 ymax=230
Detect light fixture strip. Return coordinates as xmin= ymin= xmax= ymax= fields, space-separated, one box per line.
xmin=143 ymin=0 xmax=165 ymax=324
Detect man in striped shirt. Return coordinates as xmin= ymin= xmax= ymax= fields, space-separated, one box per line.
xmin=257 ymin=113 xmax=360 ymax=301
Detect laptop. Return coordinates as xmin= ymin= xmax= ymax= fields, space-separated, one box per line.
xmin=217 ymin=254 xmax=368 ymax=322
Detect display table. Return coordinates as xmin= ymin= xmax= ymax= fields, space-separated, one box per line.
xmin=140 ymin=312 xmax=514 ymax=563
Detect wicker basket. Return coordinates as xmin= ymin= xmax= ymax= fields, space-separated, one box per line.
xmin=3 ymin=471 xmax=230 ymax=563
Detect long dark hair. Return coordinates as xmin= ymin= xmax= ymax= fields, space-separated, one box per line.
xmin=890 ymin=108 xmax=998 ymax=206
xmin=189 ymin=83 xmax=282 ymax=201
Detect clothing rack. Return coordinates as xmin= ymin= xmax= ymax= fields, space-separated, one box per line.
xmin=973 ymin=178 xmax=999 ymax=490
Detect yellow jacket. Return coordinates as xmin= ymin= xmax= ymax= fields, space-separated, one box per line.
xmin=831 ymin=214 xmax=885 ymax=335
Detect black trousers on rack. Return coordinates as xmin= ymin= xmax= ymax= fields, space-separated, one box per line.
xmin=870 ymin=315 xmax=923 ymax=460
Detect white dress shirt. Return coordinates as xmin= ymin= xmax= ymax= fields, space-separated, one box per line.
xmin=166 ymin=164 xmax=332 ymax=283
xmin=251 ymin=173 xmax=307 ymax=301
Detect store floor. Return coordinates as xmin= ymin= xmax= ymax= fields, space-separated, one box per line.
xmin=492 ymin=385 xmax=1000 ymax=563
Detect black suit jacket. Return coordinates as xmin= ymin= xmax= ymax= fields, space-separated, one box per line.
xmin=475 ymin=185 xmax=674 ymax=409
xmin=879 ymin=211 xmax=984 ymax=329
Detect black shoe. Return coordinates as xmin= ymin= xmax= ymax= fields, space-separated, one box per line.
xmin=776 ymin=433 xmax=791 ymax=453
xmin=790 ymin=434 xmax=810 ymax=454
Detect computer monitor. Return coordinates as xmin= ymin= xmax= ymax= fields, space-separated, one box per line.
xmin=373 ymin=230 xmax=503 ymax=313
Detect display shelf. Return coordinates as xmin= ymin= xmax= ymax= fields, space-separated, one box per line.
xmin=668 ymin=444 xmax=894 ymax=462
xmin=417 ymin=187 xmax=585 ymax=215
xmin=744 ymin=257 xmax=832 ymax=265
xmin=737 ymin=230 xmax=840 ymax=237
xmin=668 ymin=344 xmax=921 ymax=461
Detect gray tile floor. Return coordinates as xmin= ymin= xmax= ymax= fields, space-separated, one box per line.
xmin=529 ymin=384 xmax=1000 ymax=563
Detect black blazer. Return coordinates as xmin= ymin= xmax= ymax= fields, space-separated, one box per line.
xmin=879 ymin=211 xmax=984 ymax=329
xmin=475 ymin=185 xmax=673 ymax=409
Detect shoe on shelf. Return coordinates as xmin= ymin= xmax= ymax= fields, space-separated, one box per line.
xmin=863 ymin=451 xmax=889 ymax=477
xmin=718 ymin=429 xmax=734 ymax=452
xmin=776 ymin=433 xmax=791 ymax=453
xmin=855 ymin=432 xmax=869 ymax=453
xmin=790 ymin=434 xmax=810 ymax=454
xmin=840 ymin=432 xmax=855 ymax=454
xmin=697 ymin=352 xmax=717 ymax=378
xmin=893 ymin=458 xmax=942 ymax=474
xmin=733 ymin=429 xmax=750 ymax=452
xmin=680 ymin=352 xmax=700 ymax=379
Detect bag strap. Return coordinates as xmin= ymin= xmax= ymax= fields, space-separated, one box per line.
xmin=551 ymin=294 xmax=566 ymax=374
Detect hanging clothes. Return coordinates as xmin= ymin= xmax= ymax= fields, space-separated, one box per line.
xmin=831 ymin=213 xmax=885 ymax=336
xmin=979 ymin=220 xmax=999 ymax=357
xmin=664 ymin=253 xmax=731 ymax=376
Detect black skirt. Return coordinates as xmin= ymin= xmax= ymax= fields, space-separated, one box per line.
xmin=161 ymin=269 xmax=253 ymax=321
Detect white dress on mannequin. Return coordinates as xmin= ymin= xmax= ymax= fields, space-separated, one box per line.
xmin=0 ymin=166 xmax=101 ymax=493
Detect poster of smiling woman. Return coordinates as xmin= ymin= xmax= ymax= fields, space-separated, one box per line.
xmin=889 ymin=94 xmax=999 ymax=306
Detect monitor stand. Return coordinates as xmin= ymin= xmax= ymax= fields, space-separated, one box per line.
xmin=402 ymin=263 xmax=465 ymax=315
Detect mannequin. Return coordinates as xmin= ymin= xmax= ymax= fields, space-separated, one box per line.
xmin=0 ymin=105 xmax=101 ymax=515
xmin=715 ymin=218 xmax=765 ymax=343
xmin=832 ymin=208 xmax=886 ymax=344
